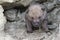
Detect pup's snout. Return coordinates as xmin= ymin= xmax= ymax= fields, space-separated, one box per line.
xmin=33 ymin=19 xmax=40 ymax=23
xmin=34 ymin=19 xmax=39 ymax=22
xmin=33 ymin=20 xmax=40 ymax=26
xmin=34 ymin=22 xmax=39 ymax=25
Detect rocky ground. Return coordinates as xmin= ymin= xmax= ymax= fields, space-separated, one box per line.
xmin=0 ymin=0 xmax=60 ymax=40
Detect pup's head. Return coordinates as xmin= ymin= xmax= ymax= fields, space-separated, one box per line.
xmin=27 ymin=4 xmax=46 ymax=27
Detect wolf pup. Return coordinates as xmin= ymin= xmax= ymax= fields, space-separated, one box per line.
xmin=25 ymin=4 xmax=49 ymax=33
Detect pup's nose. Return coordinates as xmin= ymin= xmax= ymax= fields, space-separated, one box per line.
xmin=35 ymin=22 xmax=39 ymax=25
xmin=33 ymin=20 xmax=40 ymax=23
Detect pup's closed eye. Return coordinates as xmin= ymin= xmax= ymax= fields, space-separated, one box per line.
xmin=31 ymin=17 xmax=34 ymax=19
xmin=38 ymin=16 xmax=41 ymax=19
xmin=41 ymin=8 xmax=45 ymax=11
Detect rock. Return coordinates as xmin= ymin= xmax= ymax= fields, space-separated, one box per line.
xmin=47 ymin=0 xmax=54 ymax=2
xmin=19 ymin=0 xmax=33 ymax=6
xmin=48 ymin=8 xmax=60 ymax=23
xmin=0 ymin=31 xmax=17 ymax=40
xmin=47 ymin=8 xmax=59 ymax=23
xmin=1 ymin=2 xmax=22 ymax=10
xmin=4 ymin=12 xmax=25 ymax=35
xmin=0 ymin=0 xmax=19 ymax=3
xmin=48 ymin=23 xmax=58 ymax=30
xmin=4 ymin=9 xmax=21 ymax=22
xmin=56 ymin=8 xmax=60 ymax=23
xmin=0 ymin=5 xmax=6 ymax=31
xmin=0 ymin=0 xmax=20 ymax=10
xmin=5 ymin=34 xmax=17 ymax=40
xmin=0 ymin=0 xmax=33 ymax=10
xmin=31 ymin=0 xmax=47 ymax=3
xmin=43 ymin=0 xmax=57 ymax=12
xmin=5 ymin=22 xmax=19 ymax=33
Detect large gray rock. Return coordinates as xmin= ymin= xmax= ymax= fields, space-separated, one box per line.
xmin=4 ymin=9 xmax=21 ymax=22
xmin=0 ymin=0 xmax=33 ymax=10
xmin=0 ymin=5 xmax=6 ymax=31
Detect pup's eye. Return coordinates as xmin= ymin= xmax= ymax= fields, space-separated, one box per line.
xmin=38 ymin=17 xmax=41 ymax=19
xmin=31 ymin=17 xmax=34 ymax=19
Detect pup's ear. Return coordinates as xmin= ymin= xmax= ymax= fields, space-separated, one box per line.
xmin=40 ymin=4 xmax=47 ymax=11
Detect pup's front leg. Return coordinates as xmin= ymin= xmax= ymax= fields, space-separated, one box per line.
xmin=42 ymin=20 xmax=49 ymax=32
xmin=26 ymin=22 xmax=33 ymax=33
xmin=25 ymin=16 xmax=33 ymax=33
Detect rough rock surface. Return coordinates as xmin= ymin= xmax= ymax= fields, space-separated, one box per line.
xmin=4 ymin=9 xmax=18 ymax=22
xmin=0 ymin=5 xmax=6 ymax=31
xmin=0 ymin=31 xmax=17 ymax=40
xmin=0 ymin=0 xmax=60 ymax=40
